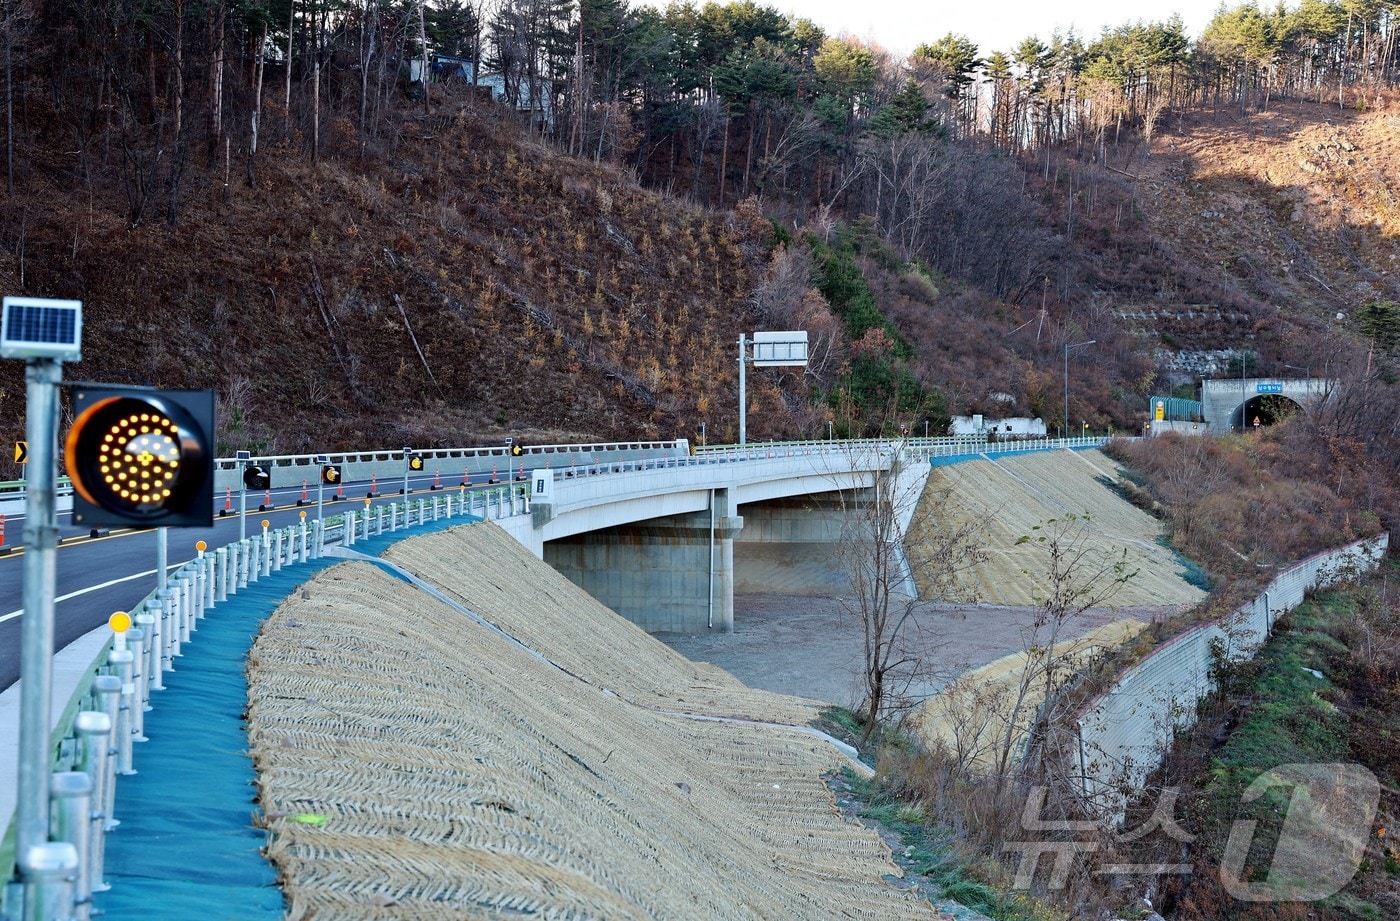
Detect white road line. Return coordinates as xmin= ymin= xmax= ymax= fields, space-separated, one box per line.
xmin=0 ymin=567 xmax=167 ymax=624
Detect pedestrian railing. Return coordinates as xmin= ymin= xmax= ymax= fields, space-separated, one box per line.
xmin=7 ymin=489 xmax=501 ymax=921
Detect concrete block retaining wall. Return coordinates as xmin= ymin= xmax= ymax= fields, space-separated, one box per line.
xmin=1076 ymin=533 xmax=1389 ymax=820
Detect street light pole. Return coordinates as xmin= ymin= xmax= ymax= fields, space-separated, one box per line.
xmin=1239 ymin=348 xmax=1250 ymax=432
xmin=1063 ymin=339 xmax=1096 ymax=442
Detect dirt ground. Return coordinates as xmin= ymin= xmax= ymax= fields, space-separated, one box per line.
xmin=656 ymin=592 xmax=1175 ymax=711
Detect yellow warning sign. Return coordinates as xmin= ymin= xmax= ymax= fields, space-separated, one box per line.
xmin=14 ymin=441 xmax=27 ymax=464
xmin=1154 ymin=401 xmax=1165 ymax=421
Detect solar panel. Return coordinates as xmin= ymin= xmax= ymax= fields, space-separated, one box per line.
xmin=0 ymin=297 xmax=82 ymax=360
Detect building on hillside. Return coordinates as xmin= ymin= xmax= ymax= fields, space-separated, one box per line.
xmin=948 ymin=415 xmax=1047 ymax=438
xmin=475 ymin=71 xmax=556 ymax=129
xmin=405 ymin=56 xmax=553 ymax=127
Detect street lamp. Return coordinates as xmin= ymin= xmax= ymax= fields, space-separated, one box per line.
xmin=1283 ymin=363 xmax=1311 ymax=383
xmin=1063 ymin=339 xmax=1095 ymax=442
xmin=1238 ymin=348 xmax=1253 ymax=432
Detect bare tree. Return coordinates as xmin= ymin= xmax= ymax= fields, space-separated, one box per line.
xmin=835 ymin=443 xmax=988 ymax=743
xmin=993 ymin=515 xmax=1136 ymax=794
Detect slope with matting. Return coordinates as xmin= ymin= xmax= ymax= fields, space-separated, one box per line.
xmin=909 ymin=449 xmax=1206 ymax=610
xmin=247 ymin=523 xmax=938 ymax=919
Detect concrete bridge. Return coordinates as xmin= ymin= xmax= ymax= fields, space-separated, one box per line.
xmin=496 ymin=442 xmax=916 ymax=634
xmin=1201 ymin=376 xmax=1331 ymax=432
xmin=489 ymin=438 xmax=1112 ymax=635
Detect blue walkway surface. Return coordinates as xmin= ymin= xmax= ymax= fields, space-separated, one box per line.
xmin=94 ymin=514 xmax=478 ymax=920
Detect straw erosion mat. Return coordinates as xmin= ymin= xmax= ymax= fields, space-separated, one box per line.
xmin=246 ymin=522 xmax=942 ymax=920
xmin=908 ymin=449 xmax=1207 ymax=609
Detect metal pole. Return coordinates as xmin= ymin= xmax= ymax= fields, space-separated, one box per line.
xmin=738 ymin=333 xmax=747 ymax=446
xmin=239 ymin=463 xmax=248 ymax=542
xmin=1063 ymin=339 xmax=1095 ymax=441
xmin=16 ymin=358 xmax=61 ymax=866
xmin=156 ymin=526 xmax=168 ymax=595
xmin=1241 ymin=348 xmax=1246 ymax=432
xmin=1063 ymin=343 xmax=1069 ymax=440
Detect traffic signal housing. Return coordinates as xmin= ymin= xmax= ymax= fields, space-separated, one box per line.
xmin=321 ymin=465 xmax=341 ymax=485
xmin=65 ymin=385 xmax=215 ymax=528
xmin=243 ymin=464 xmax=271 ymax=491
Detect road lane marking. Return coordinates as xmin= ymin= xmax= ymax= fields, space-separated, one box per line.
xmin=1 ymin=567 xmax=170 ymax=624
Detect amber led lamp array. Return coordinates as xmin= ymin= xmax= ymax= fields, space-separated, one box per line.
xmin=65 ymin=386 xmax=216 ymax=528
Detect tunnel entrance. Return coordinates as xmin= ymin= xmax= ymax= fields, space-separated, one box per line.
xmin=1231 ymin=394 xmax=1302 ymax=431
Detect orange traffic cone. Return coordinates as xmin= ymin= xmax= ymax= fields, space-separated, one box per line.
xmin=220 ymin=487 xmax=233 ymax=516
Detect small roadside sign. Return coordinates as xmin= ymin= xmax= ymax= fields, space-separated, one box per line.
xmin=13 ymin=441 xmax=26 ymax=464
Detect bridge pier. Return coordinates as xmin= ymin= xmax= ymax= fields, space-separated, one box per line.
xmin=544 ymin=489 xmax=743 ymax=633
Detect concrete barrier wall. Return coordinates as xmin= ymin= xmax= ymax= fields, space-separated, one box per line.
xmin=1076 ymin=533 xmax=1389 ymax=819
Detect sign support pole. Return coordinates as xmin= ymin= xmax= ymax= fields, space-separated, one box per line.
xmin=737 ymin=334 xmax=748 ymax=446
xmin=15 ymin=359 xmax=61 ymax=875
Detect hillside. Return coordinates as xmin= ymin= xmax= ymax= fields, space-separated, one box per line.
xmin=1 ymin=75 xmax=1397 ymax=457
xmin=0 ymin=88 xmax=787 ymax=454
xmin=1058 ymin=97 xmax=1400 ymax=386
xmin=908 ymin=449 xmax=1208 ymax=609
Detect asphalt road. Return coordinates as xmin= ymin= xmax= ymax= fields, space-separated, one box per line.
xmin=0 ymin=472 xmax=520 ymax=691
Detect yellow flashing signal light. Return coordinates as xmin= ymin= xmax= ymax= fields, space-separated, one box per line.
xmin=66 ymin=386 xmax=215 ymax=529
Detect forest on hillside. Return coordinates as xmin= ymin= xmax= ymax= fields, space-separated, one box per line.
xmin=10 ymin=0 xmax=1400 ymax=301
xmin=0 ymin=1 xmax=1398 ymax=451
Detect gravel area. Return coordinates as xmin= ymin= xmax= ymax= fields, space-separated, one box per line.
xmin=655 ymin=591 xmax=1170 ymax=710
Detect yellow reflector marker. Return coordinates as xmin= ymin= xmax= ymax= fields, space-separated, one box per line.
xmin=108 ymin=611 xmax=131 ymax=634
xmin=261 ymin=519 xmax=270 ymax=529
xmin=195 ymin=540 xmax=207 ymax=553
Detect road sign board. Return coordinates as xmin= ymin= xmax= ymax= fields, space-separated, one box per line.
xmin=751 ymin=330 xmax=809 ymax=367
xmin=1256 ymin=382 xmax=1283 ymax=393
xmin=13 ymin=441 xmax=26 ymax=464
